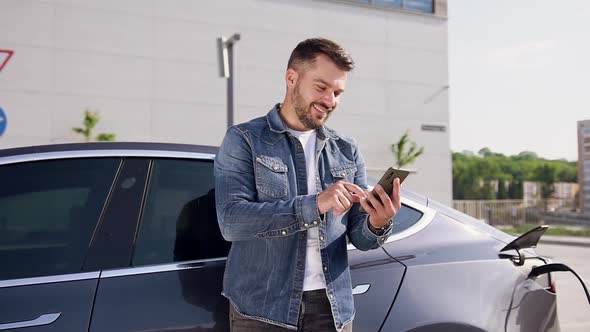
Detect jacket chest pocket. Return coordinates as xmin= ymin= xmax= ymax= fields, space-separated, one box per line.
xmin=255 ymin=155 xmax=288 ymax=198
xmin=330 ymin=163 xmax=357 ymax=183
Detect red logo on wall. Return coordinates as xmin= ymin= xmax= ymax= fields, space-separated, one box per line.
xmin=0 ymin=49 xmax=14 ymax=73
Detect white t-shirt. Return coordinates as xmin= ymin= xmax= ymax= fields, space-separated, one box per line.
xmin=287 ymin=128 xmax=326 ymax=291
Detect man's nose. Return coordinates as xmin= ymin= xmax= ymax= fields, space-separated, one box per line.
xmin=323 ymin=92 xmax=337 ymax=108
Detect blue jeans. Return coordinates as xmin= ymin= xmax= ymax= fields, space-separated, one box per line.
xmin=229 ymin=290 xmax=353 ymax=332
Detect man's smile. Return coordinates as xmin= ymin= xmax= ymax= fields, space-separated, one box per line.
xmin=312 ymin=103 xmax=331 ymax=116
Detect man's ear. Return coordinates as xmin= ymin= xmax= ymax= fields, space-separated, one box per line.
xmin=286 ymin=68 xmax=298 ymax=88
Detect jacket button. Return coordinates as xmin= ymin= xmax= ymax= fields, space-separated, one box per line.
xmin=281 ymin=231 xmax=287 ymax=235
xmin=313 ymin=221 xmax=318 ymax=225
xmin=320 ymin=236 xmax=324 ymax=241
xmin=324 ymin=266 xmax=328 ymax=271
xmin=304 ymin=223 xmax=309 ymax=227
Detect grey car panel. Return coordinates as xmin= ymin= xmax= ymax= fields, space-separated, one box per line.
xmin=90 ymin=260 xmax=229 ymax=332
xmin=382 ymin=258 xmax=558 ymax=332
xmin=348 ymin=246 xmax=406 ymax=331
xmin=427 ymin=197 xmax=515 ymax=245
xmin=0 ymin=277 xmax=99 ymax=331
xmin=380 ymin=213 xmax=559 ymax=332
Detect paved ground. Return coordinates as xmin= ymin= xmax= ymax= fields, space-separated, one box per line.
xmin=535 ymin=243 xmax=590 ymax=332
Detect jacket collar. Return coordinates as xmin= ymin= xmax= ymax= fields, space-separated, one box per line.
xmin=266 ymin=103 xmax=337 ymax=141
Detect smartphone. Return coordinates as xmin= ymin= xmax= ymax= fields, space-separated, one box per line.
xmin=359 ymin=167 xmax=409 ymax=212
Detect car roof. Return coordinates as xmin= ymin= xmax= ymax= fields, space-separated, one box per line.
xmin=0 ymin=142 xmax=218 ymax=159
xmin=0 ymin=142 xmax=220 ymax=166
xmin=0 ymin=142 xmax=430 ymax=204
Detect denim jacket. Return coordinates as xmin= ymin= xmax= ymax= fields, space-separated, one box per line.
xmin=215 ymin=104 xmax=391 ymax=331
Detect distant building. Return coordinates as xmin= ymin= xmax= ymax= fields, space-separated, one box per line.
xmin=523 ymin=181 xmax=579 ymax=201
xmin=553 ymin=182 xmax=579 ymax=201
xmin=523 ymin=181 xmax=539 ymax=202
xmin=523 ymin=181 xmax=578 ymax=211
xmin=578 ymin=120 xmax=590 ymax=214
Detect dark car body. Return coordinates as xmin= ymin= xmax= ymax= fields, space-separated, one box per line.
xmin=0 ymin=142 xmax=560 ymax=331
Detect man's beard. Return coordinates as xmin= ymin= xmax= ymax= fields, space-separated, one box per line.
xmin=292 ymin=85 xmax=332 ymax=130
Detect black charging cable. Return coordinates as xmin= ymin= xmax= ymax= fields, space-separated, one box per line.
xmin=529 ymin=263 xmax=590 ymax=306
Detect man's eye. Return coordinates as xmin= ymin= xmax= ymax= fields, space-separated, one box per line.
xmin=317 ymin=85 xmax=326 ymax=91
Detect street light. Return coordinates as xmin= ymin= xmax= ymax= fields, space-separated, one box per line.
xmin=217 ymin=34 xmax=241 ymax=128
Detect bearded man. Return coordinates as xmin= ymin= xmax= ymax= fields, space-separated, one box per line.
xmin=215 ymin=38 xmax=401 ymax=332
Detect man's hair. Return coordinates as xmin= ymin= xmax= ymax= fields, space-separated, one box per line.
xmin=287 ymin=38 xmax=354 ymax=72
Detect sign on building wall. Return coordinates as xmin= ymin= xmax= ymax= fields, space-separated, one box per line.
xmin=0 ymin=50 xmax=14 ymax=136
xmin=0 ymin=107 xmax=6 ymax=137
xmin=0 ymin=49 xmax=14 ymax=73
xmin=0 ymin=49 xmax=13 ymax=137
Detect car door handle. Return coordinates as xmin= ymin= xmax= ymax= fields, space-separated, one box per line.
xmin=352 ymin=284 xmax=371 ymax=295
xmin=0 ymin=313 xmax=61 ymax=330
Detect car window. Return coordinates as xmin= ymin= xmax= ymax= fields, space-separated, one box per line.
xmin=347 ymin=203 xmax=423 ymax=245
xmin=0 ymin=158 xmax=120 ymax=280
xmin=132 ymin=159 xmax=230 ymax=266
xmin=391 ymin=204 xmax=423 ymax=234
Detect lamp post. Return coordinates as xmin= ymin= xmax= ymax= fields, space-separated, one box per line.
xmin=217 ymin=34 xmax=241 ymax=128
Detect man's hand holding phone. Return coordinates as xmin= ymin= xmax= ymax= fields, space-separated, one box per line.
xmin=317 ymin=167 xmax=405 ymax=226
xmin=359 ymin=177 xmax=402 ymax=230
xmin=358 ymin=167 xmax=407 ymax=230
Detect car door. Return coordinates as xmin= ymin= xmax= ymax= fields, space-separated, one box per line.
xmin=348 ymin=246 xmax=405 ymax=331
xmin=347 ymin=202 xmax=426 ymax=332
xmin=89 ymin=157 xmax=230 ymax=331
xmin=0 ymin=157 xmax=120 ymax=331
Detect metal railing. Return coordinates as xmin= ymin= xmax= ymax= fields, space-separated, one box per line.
xmin=452 ymin=198 xmax=578 ymax=226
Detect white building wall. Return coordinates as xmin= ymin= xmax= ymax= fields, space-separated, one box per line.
xmin=0 ymin=0 xmax=451 ymax=204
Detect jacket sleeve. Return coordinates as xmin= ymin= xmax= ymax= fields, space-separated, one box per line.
xmin=345 ymin=140 xmax=392 ymax=251
xmin=215 ymin=126 xmax=321 ymax=242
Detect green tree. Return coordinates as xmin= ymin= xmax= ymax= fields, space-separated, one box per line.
xmin=391 ymin=130 xmax=425 ymax=168
xmin=452 ymin=152 xmax=483 ymax=199
xmin=96 ymin=133 xmax=116 ymax=141
xmin=480 ymin=182 xmax=496 ymax=200
xmin=508 ymin=180 xmax=523 ymax=199
xmin=516 ymin=151 xmax=538 ymax=160
xmin=478 ymin=147 xmax=493 ymax=158
xmin=497 ymin=180 xmax=508 ymax=199
xmin=533 ymin=164 xmax=556 ymax=200
xmin=555 ymin=162 xmax=577 ymax=182
xmin=72 ymin=110 xmax=116 ymax=142
xmin=452 ymin=148 xmax=576 ymax=200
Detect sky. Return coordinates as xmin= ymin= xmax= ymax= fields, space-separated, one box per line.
xmin=448 ymin=0 xmax=590 ymax=161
